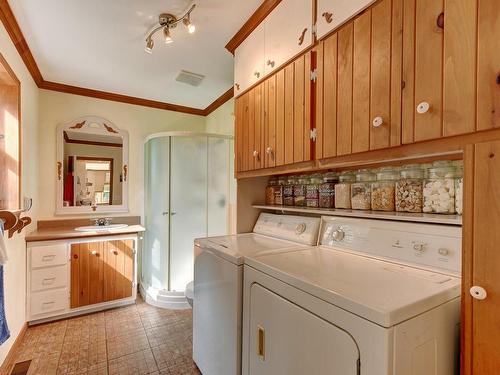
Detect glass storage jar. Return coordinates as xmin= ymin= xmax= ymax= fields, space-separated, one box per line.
xmin=306 ymin=174 xmax=323 ymax=208
xmin=293 ymin=175 xmax=309 ymax=207
xmin=454 ymin=161 xmax=463 ymax=215
xmin=423 ymin=161 xmax=456 ymax=214
xmin=283 ymin=177 xmax=296 ymax=206
xmin=335 ymin=171 xmax=355 ymax=209
xmin=265 ymin=178 xmax=277 ymax=205
xmin=319 ymin=172 xmax=338 ymax=208
xmin=371 ymin=167 xmax=399 ymax=211
xmin=274 ymin=177 xmax=285 ymax=205
xmin=395 ymin=164 xmax=424 ymax=213
xmin=351 ymin=169 xmax=376 ymax=210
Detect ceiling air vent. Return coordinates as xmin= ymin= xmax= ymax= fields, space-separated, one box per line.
xmin=175 ymin=70 xmax=205 ymax=86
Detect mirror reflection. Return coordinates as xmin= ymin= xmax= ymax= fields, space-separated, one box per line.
xmin=63 ymin=130 xmax=123 ymax=207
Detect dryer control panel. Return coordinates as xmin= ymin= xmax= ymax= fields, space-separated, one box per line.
xmin=320 ymin=217 xmax=462 ymax=276
xmin=253 ymin=213 xmax=321 ymax=246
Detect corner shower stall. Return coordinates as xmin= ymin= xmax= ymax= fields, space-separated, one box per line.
xmin=141 ymin=132 xmax=234 ymax=308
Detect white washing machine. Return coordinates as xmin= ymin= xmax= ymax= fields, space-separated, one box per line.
xmin=193 ymin=213 xmax=321 ymax=375
xmin=242 ymin=216 xmax=462 ymax=375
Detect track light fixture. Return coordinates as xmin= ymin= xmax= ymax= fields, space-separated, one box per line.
xmin=144 ymin=4 xmax=196 ymax=53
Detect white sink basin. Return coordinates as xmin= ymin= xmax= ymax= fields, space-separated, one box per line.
xmin=75 ymin=224 xmax=129 ymax=232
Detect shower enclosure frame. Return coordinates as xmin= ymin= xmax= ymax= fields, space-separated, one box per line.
xmin=141 ymin=131 xmax=234 ymax=309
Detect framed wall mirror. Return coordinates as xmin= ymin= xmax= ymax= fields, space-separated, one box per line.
xmin=56 ymin=116 xmax=129 ymax=214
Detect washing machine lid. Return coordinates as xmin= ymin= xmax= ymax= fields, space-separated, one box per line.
xmin=245 ymin=247 xmax=461 ymax=328
xmin=195 ymin=234 xmax=307 ymax=265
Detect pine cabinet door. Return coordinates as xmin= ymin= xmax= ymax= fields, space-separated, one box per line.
xmin=104 ymin=240 xmax=134 ymax=302
xmin=71 ymin=242 xmax=104 ymax=308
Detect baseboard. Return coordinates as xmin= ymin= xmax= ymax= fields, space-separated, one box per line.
xmin=0 ymin=323 xmax=28 ymax=375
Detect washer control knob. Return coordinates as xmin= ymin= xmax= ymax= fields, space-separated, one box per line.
xmin=438 ymin=248 xmax=449 ymax=256
xmin=470 ymin=286 xmax=487 ymax=300
xmin=295 ymin=223 xmax=306 ymax=235
xmin=331 ymin=229 xmax=345 ymax=241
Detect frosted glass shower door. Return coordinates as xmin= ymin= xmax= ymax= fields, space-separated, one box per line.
xmin=208 ymin=137 xmax=230 ymax=236
xmin=169 ymin=136 xmax=208 ymax=292
xmin=144 ymin=137 xmax=170 ymax=290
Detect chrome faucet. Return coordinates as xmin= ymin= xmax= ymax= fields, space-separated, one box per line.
xmin=92 ymin=217 xmax=112 ymax=226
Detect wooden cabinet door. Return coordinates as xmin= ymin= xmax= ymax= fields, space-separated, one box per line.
xmin=476 ymin=0 xmax=500 ymax=131
xmin=71 ymin=240 xmax=134 ymax=308
xmin=264 ymin=75 xmax=277 ymax=168
xmin=402 ymin=0 xmax=444 ymax=143
xmin=104 ymin=240 xmax=134 ymax=302
xmin=234 ymin=23 xmax=265 ymax=96
xmin=316 ymin=0 xmax=375 ymax=40
xmin=71 ymin=242 xmax=104 ymax=308
xmin=235 ymin=97 xmax=244 ymax=173
xmin=264 ymin=0 xmax=313 ymax=75
xmin=463 ymin=140 xmax=500 ymax=374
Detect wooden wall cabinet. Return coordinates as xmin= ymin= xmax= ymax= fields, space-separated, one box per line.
xmin=235 ymin=51 xmax=313 ymax=173
xmin=315 ymin=0 xmax=402 ymax=159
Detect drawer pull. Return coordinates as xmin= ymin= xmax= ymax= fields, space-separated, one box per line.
xmin=42 ymin=255 xmax=56 ymax=261
xmin=42 ymin=301 xmax=55 ymax=306
xmin=416 ymin=101 xmax=431 ymax=114
xmin=266 ymin=60 xmax=275 ymax=68
xmin=372 ymin=116 xmax=384 ymax=127
xmin=298 ymin=28 xmax=308 ymax=46
xmin=42 ymin=278 xmax=56 ymax=285
xmin=258 ymin=326 xmax=265 ymax=361
xmin=322 ymin=12 xmax=333 ymax=24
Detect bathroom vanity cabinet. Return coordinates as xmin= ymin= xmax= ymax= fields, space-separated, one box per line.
xmin=26 ymin=234 xmax=138 ymax=324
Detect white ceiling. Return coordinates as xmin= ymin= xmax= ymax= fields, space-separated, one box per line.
xmin=8 ymin=0 xmax=262 ymax=109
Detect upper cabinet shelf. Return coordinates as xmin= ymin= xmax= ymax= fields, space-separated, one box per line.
xmin=234 ymin=0 xmax=313 ymax=96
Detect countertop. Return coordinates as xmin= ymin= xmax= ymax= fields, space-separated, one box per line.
xmin=25 ymin=216 xmax=145 ymax=242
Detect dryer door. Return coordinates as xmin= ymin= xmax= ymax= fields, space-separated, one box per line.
xmin=248 ymin=283 xmax=360 ymax=374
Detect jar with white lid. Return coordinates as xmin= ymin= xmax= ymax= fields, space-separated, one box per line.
xmin=396 ymin=164 xmax=424 ymax=213
xmin=306 ymin=174 xmax=323 ymax=208
xmin=335 ymin=171 xmax=355 ymax=209
xmin=454 ymin=160 xmax=463 ymax=215
xmin=371 ymin=167 xmax=399 ymax=211
xmin=351 ymin=169 xmax=376 ymax=210
xmin=283 ymin=177 xmax=296 ymax=206
xmin=293 ymin=175 xmax=309 ymax=207
xmin=319 ymin=172 xmax=338 ymax=208
xmin=423 ymin=161 xmax=456 ymax=214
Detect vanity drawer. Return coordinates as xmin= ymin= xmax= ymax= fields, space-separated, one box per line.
xmin=31 ymin=265 xmax=67 ymax=292
xmin=31 ymin=243 xmax=68 ymax=269
xmin=30 ymin=288 xmax=68 ymax=316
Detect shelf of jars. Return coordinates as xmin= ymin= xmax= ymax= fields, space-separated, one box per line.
xmin=252 ymin=205 xmax=462 ymax=226
xmin=259 ymin=160 xmax=463 ymax=226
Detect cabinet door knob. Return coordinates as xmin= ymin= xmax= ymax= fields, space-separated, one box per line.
xmin=372 ymin=117 xmax=384 ymax=127
xmin=266 ymin=60 xmax=275 ymax=68
xmin=235 ymin=83 xmax=240 ymax=91
xmin=266 ymin=147 xmax=273 ymax=155
xmin=470 ymin=286 xmax=487 ymax=300
xmin=436 ymin=12 xmax=445 ymax=29
xmin=298 ymin=28 xmax=308 ymax=46
xmin=253 ymin=150 xmax=259 ymax=159
xmin=416 ymin=102 xmax=431 ymax=114
xmin=254 ymin=71 xmax=261 ymax=79
xmin=322 ymin=12 xmax=333 ymax=24
xmin=90 ymin=250 xmax=99 ymax=257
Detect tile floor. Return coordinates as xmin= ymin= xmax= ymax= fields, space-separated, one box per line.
xmin=9 ymin=297 xmax=201 ymax=375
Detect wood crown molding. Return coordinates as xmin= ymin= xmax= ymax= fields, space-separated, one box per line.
xmin=225 ymin=0 xmax=282 ymax=55
xmin=0 ymin=0 xmax=233 ymax=117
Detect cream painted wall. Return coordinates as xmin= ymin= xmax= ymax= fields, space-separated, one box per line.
xmin=38 ymin=90 xmax=206 ymax=220
xmin=0 ymin=24 xmax=39 ymax=363
xmin=205 ymin=98 xmax=235 ymax=135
